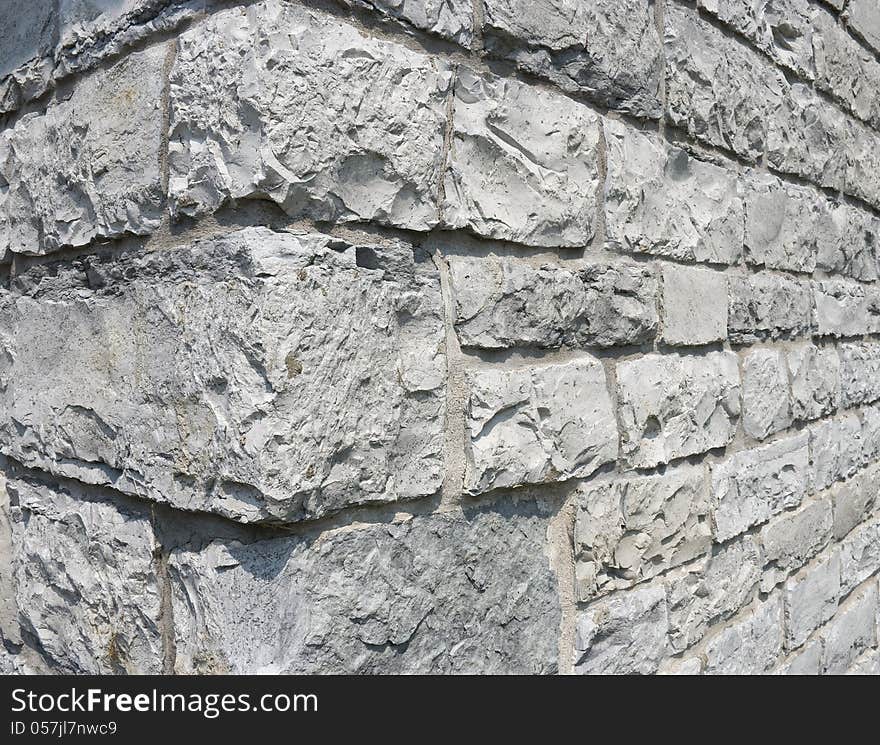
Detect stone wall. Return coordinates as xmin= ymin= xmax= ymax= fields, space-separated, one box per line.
xmin=1 ymin=0 xmax=879 ymax=675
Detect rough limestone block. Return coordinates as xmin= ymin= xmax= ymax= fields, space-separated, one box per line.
xmin=0 ymin=46 xmax=165 ymax=257
xmin=660 ymin=265 xmax=728 ymax=346
xmin=442 ymin=67 xmax=601 ymax=246
xmin=845 ymin=0 xmax=880 ymax=56
xmin=464 ymin=358 xmax=617 ymax=494
xmin=810 ymin=414 xmax=864 ymax=493
xmin=742 ymin=171 xmax=824 ymax=273
xmin=665 ymin=4 xmax=787 ymax=162
xmin=832 ymin=468 xmax=878 ymax=541
xmin=168 ymin=2 xmax=451 ymax=230
xmin=741 ymin=349 xmax=792 ymax=441
xmin=787 ymin=344 xmax=841 ymax=423
xmin=170 ymin=501 xmax=560 ymax=674
xmin=616 ymin=352 xmax=740 ymax=469
xmin=8 ymin=478 xmax=162 ymax=674
xmin=839 ymin=343 xmax=880 ymax=408
xmin=0 ymin=0 xmax=55 ymax=113
xmin=0 ymin=228 xmax=445 ymax=524
xmin=573 ymin=584 xmax=668 ymax=675
xmin=340 ymin=0 xmax=475 ymax=46
xmin=728 ymin=274 xmax=812 ymax=344
xmin=700 ymin=596 xmax=785 ymax=675
xmin=603 ymin=120 xmax=743 ymax=264
xmin=712 ymin=434 xmax=810 ymax=542
xmin=812 ymin=279 xmax=880 ymax=337
xmin=481 ymin=0 xmax=662 ymax=117
xmin=846 ymin=119 xmax=880 ymax=210
xmin=446 ymin=256 xmax=658 ymax=350
xmin=57 ymin=0 xmax=204 ymax=78
xmin=767 ymin=84 xmax=849 ymax=192
xmin=860 ymin=409 xmax=880 ymax=465
xmin=760 ymin=496 xmax=833 ymax=591
xmin=664 ymin=536 xmax=763 ymax=653
xmin=839 ymin=518 xmax=880 ymax=595
xmin=0 ymin=470 xmax=20 ymax=654
xmin=697 ymin=0 xmax=815 ymax=81
xmin=817 ymin=202 xmax=880 ymax=283
xmin=820 ymin=581 xmax=878 ymax=674
xmin=774 ymin=639 xmax=823 ymax=675
xmin=573 ymin=466 xmax=712 ymax=601
xmin=847 ymin=648 xmax=880 ymax=675
xmin=784 ymin=550 xmax=841 ymax=650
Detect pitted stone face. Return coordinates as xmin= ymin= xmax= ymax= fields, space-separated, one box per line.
xmin=0 ymin=227 xmax=446 ymax=523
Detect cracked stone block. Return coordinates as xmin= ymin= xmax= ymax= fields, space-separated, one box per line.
xmin=603 ymin=119 xmax=744 ymax=265
xmin=464 ymin=358 xmax=617 ymax=494
xmin=839 ymin=343 xmax=880 ymax=407
xmin=775 ymin=639 xmax=823 ymax=675
xmin=0 ymin=0 xmax=55 ymax=113
xmin=340 ymin=0 xmax=475 ymax=46
xmin=0 ymin=228 xmax=445 ymax=524
xmin=728 ymin=274 xmax=812 ymax=344
xmin=712 ymin=434 xmax=810 ymax=542
xmin=169 ymin=501 xmax=560 ymax=674
xmin=820 ymin=581 xmax=878 ymax=674
xmin=813 ymin=279 xmax=880 ymax=337
xmin=846 ymin=119 xmax=880 ymax=210
xmin=446 ymin=256 xmax=658 ymax=350
xmin=8 ymin=478 xmax=162 ymax=674
xmin=845 ymin=0 xmax=880 ymax=56
xmin=817 ymin=202 xmax=880 ymax=282
xmin=741 ymin=348 xmax=792 ymax=441
xmin=810 ymin=414 xmax=864 ymax=493
xmin=767 ymin=84 xmax=849 ymax=192
xmin=168 ymin=1 xmax=452 ymax=230
xmin=481 ymin=0 xmax=662 ymax=117
xmin=784 ymin=550 xmax=841 ymax=650
xmin=660 ymin=264 xmax=727 ymax=346
xmin=700 ymin=596 xmax=785 ymax=674
xmin=616 ymin=352 xmax=740 ymax=469
xmin=442 ymin=67 xmax=602 ymax=247
xmin=0 ymin=45 xmax=165 ymax=257
xmin=664 ymin=535 xmax=763 ymax=653
xmin=574 ymin=584 xmax=668 ymax=675
xmin=57 ymin=1 xmax=204 ymax=79
xmin=697 ymin=0 xmax=815 ymax=80
xmin=665 ymin=4 xmax=787 ymax=162
xmin=761 ymin=496 xmax=833 ymax=591
xmin=742 ymin=171 xmax=825 ymax=273
xmin=832 ymin=473 xmax=876 ymax=541
xmin=573 ymin=466 xmax=712 ymax=601
xmin=787 ymin=344 xmax=841 ymax=423
xmin=839 ymin=518 xmax=880 ymax=596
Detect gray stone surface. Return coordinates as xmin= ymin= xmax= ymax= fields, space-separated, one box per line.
xmin=816 ymin=202 xmax=880 ymax=283
xmin=839 ymin=343 xmax=880 ymax=408
xmin=481 ymin=0 xmax=662 ymax=117
xmin=442 ymin=68 xmax=601 ymax=247
xmin=810 ymin=414 xmax=864 ymax=493
xmin=845 ymin=0 xmax=880 ymax=56
xmin=760 ymin=496 xmax=833 ymax=590
xmin=741 ymin=348 xmax=792 ymax=441
xmin=0 ymin=46 xmax=165 ymax=257
xmin=8 ymin=478 xmax=162 ymax=674
xmin=787 ymin=344 xmax=841 ymax=423
xmin=573 ymin=466 xmax=712 ymax=601
xmin=168 ymin=2 xmax=451 ymax=230
xmin=784 ymin=549 xmax=841 ymax=650
xmin=342 ymin=0 xmax=475 ymax=46
xmin=839 ymin=517 xmax=880 ymax=595
xmin=464 ymin=358 xmax=617 ymax=494
xmin=832 ymin=473 xmax=876 ymax=541
xmin=699 ymin=596 xmax=785 ymax=675
xmin=665 ymin=4 xmax=787 ymax=162
xmin=616 ymin=352 xmax=740 ymax=469
xmin=728 ymin=274 xmax=812 ymax=344
xmin=774 ymin=639 xmax=823 ymax=675
xmin=660 ymin=265 xmax=727 ymax=346
xmin=574 ymin=584 xmax=668 ymax=675
xmin=812 ymin=279 xmax=880 ymax=337
xmin=711 ymin=434 xmax=810 ymax=542
xmin=446 ymin=256 xmax=657 ymax=350
xmin=819 ymin=580 xmax=878 ymax=674
xmin=0 ymin=228 xmax=446 ymax=524
xmin=604 ymin=120 xmax=744 ymax=265
xmin=0 ymin=0 xmax=55 ymax=113
xmin=170 ymin=501 xmax=561 ymax=674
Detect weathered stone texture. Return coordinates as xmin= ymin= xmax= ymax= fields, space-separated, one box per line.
xmin=698 ymin=596 xmax=785 ymax=675
xmin=728 ymin=274 xmax=812 ymax=344
xmin=839 ymin=343 xmax=880 ymax=408
xmin=810 ymin=414 xmax=864 ymax=492
xmin=741 ymin=348 xmax=792 ymax=441
xmin=464 ymin=358 xmax=617 ymax=494
xmin=784 ymin=550 xmax=841 ymax=650
xmin=832 ymin=471 xmax=877 ymax=541
xmin=760 ymin=496 xmax=833 ymax=589
xmin=342 ymin=0 xmax=475 ymax=45
xmin=0 ymin=46 xmax=165 ymax=257
xmin=481 ymin=0 xmax=662 ymax=117
xmin=660 ymin=265 xmax=727 ymax=346
xmin=812 ymin=279 xmax=880 ymax=337
xmin=0 ymin=228 xmax=446 ymax=524
xmin=170 ymin=501 xmax=561 ymax=674
xmin=787 ymin=344 xmax=841 ymax=423
xmin=819 ymin=581 xmax=878 ymax=674
xmin=845 ymin=0 xmax=880 ymax=56
xmin=0 ymin=0 xmax=55 ymax=113
xmin=447 ymin=256 xmax=657 ymax=350
xmin=616 ymin=352 xmax=740 ymax=469
xmin=443 ymin=68 xmax=602 ymax=246
xmin=839 ymin=518 xmax=880 ymax=595
xmin=168 ymin=2 xmax=452 ymax=230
